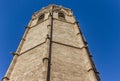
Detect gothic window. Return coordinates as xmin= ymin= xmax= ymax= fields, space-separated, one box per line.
xmin=37 ymin=14 xmax=44 ymax=23
xmin=58 ymin=12 xmax=65 ymax=20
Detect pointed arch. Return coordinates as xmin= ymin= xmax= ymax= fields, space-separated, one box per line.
xmin=37 ymin=14 xmax=45 ymax=23
xmin=58 ymin=12 xmax=65 ymax=20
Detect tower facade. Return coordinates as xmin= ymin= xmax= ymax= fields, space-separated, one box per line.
xmin=3 ymin=4 xmax=100 ymax=81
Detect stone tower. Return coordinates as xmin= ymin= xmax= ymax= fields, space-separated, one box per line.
xmin=3 ymin=4 xmax=101 ymax=81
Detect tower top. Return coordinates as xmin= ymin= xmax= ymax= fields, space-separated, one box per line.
xmin=40 ymin=4 xmax=72 ymax=12
xmin=32 ymin=4 xmax=73 ymax=19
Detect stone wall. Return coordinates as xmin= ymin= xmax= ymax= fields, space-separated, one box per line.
xmin=3 ymin=4 xmax=99 ymax=81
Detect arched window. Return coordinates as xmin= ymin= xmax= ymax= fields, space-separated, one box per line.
xmin=37 ymin=14 xmax=44 ymax=23
xmin=58 ymin=12 xmax=65 ymax=20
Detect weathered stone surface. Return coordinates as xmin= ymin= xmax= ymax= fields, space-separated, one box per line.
xmin=20 ymin=19 xmax=49 ymax=53
xmin=9 ymin=43 xmax=47 ymax=81
xmin=51 ymin=43 xmax=90 ymax=81
xmin=3 ymin=4 xmax=100 ymax=81
xmin=53 ymin=19 xmax=84 ymax=48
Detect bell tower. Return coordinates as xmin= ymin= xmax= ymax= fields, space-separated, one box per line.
xmin=3 ymin=4 xmax=101 ymax=81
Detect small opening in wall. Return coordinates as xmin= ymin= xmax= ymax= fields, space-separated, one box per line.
xmin=58 ymin=12 xmax=65 ymax=20
xmin=37 ymin=14 xmax=45 ymax=23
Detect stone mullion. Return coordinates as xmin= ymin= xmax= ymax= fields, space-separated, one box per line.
xmin=42 ymin=10 xmax=52 ymax=81
xmin=42 ymin=38 xmax=50 ymax=81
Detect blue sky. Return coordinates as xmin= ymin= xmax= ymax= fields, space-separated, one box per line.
xmin=0 ymin=0 xmax=120 ymax=81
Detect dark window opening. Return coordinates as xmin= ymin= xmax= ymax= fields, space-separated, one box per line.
xmin=38 ymin=14 xmax=44 ymax=23
xmin=58 ymin=12 xmax=65 ymax=20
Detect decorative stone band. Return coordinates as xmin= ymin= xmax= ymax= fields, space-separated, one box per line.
xmin=18 ymin=39 xmax=88 ymax=57
xmin=53 ymin=18 xmax=75 ymax=24
xmin=20 ymin=40 xmax=47 ymax=55
xmin=52 ymin=40 xmax=88 ymax=49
